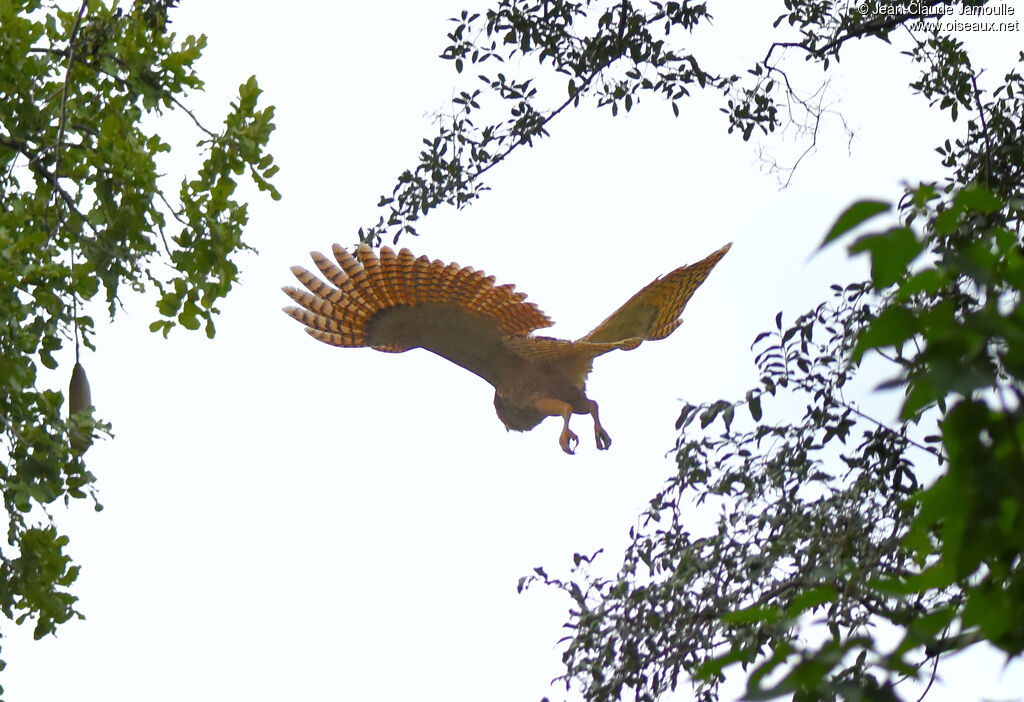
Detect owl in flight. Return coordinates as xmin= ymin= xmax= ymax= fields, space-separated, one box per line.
xmin=283 ymin=243 xmax=730 ymax=454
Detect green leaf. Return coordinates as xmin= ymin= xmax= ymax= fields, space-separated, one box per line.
xmin=900 ymin=379 xmax=939 ymax=420
xmin=786 ymin=586 xmax=837 ymax=617
xmin=853 ymin=305 xmax=918 ymax=362
xmin=178 ymin=313 xmax=201 ymax=331
xmin=721 ymin=603 xmax=781 ymax=624
xmin=746 ymin=391 xmax=762 ymax=421
xmin=820 ymin=200 xmax=890 ymax=247
xmin=694 ymin=644 xmax=758 ymax=681
xmin=955 ymin=185 xmax=1002 ymax=214
xmin=849 ymin=227 xmax=922 ymax=288
xmin=934 ymin=207 xmax=960 ymax=235
xmin=963 ymin=586 xmax=1010 ymax=640
xmin=896 ymin=268 xmax=946 ymax=299
xmin=157 ymin=293 xmax=181 ymax=317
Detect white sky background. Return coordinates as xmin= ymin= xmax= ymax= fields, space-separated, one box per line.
xmin=4 ymin=1 xmax=1024 ymax=700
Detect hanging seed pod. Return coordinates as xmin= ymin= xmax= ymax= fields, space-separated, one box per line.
xmin=69 ymin=362 xmax=93 ymax=454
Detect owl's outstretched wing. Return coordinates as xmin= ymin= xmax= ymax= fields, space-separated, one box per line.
xmin=282 ymin=244 xmax=552 ymax=387
xmin=580 ymin=243 xmax=731 ymax=344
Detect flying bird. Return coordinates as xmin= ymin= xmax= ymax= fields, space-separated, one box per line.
xmin=283 ymin=243 xmax=730 ymax=454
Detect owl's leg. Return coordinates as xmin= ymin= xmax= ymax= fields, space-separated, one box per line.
xmin=588 ymin=400 xmax=612 ymax=450
xmin=535 ymin=398 xmax=578 ymax=455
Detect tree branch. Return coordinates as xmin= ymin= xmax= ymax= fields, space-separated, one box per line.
xmin=53 ymin=1 xmax=89 ymax=227
xmin=0 ymin=136 xmax=92 ymax=228
xmin=834 ymin=397 xmax=944 ymax=461
xmin=27 ymin=45 xmax=219 ymax=138
xmin=969 ymin=70 xmax=993 ymax=188
xmin=0 ymin=411 xmax=29 ymax=448
xmin=473 ymin=80 xmax=586 ymax=183
xmin=764 ymin=5 xmax=945 ymax=64
xmin=155 ymin=190 xmax=188 ymax=255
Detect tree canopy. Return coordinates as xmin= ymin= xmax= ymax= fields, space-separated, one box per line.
xmin=358 ymin=0 xmax=1023 ymax=700
xmin=0 ymin=0 xmax=277 ymax=681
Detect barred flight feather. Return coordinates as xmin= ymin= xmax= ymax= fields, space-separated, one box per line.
xmin=282 ymin=244 xmax=553 ymax=353
xmin=581 ymin=242 xmax=732 ymax=344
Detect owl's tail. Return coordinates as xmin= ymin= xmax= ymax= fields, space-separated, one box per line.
xmin=283 ymin=244 xmax=551 ymax=351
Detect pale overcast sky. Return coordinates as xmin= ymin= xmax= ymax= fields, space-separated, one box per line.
xmin=4 ymin=2 xmax=1024 ymax=701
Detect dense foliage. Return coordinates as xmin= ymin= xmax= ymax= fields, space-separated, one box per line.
xmin=0 ymin=0 xmax=278 ymax=681
xmin=367 ymin=0 xmax=1023 ymax=700
xmin=525 ymin=181 xmax=1023 ymax=701
xmin=360 ymin=0 xmax=992 ymax=246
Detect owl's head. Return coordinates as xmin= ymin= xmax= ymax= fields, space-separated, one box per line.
xmin=492 ymin=392 xmax=545 ymax=432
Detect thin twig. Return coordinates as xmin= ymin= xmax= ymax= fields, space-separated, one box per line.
xmin=764 ymin=4 xmax=945 ymax=64
xmin=915 ymin=645 xmax=941 ymax=702
xmin=156 ymin=190 xmax=189 ymax=227
xmin=168 ymin=94 xmax=219 ymax=138
xmin=54 ymin=1 xmax=89 ymax=223
xmin=969 ymin=70 xmax=993 ymax=188
xmin=472 ymin=66 xmax=605 ymax=184
xmin=155 ymin=191 xmax=185 ymax=255
xmin=835 ymin=398 xmax=945 ymax=461
xmin=55 ymin=2 xmax=89 ymax=362
xmin=0 ymin=136 xmax=92 ymax=226
xmin=0 ymin=412 xmax=29 ymax=447
xmin=759 ymin=72 xmax=845 ymax=188
xmin=28 ymin=45 xmax=219 ymax=138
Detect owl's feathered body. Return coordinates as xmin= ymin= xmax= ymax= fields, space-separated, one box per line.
xmin=283 ymin=242 xmax=730 ymax=453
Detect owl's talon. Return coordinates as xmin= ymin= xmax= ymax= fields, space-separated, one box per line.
xmin=560 ymin=428 xmax=579 ymax=455
xmin=588 ymin=400 xmax=612 ymax=450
